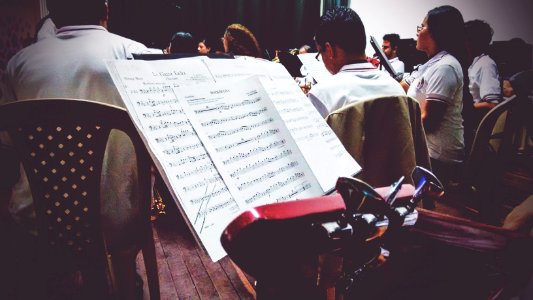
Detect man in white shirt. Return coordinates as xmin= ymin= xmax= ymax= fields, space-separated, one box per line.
xmin=1 ymin=0 xmax=147 ymax=297
xmin=308 ymin=7 xmax=404 ymax=118
xmin=466 ymin=20 xmax=501 ymax=108
xmin=382 ymin=33 xmax=405 ymax=74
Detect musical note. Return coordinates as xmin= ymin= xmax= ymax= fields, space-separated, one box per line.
xmin=194 ymin=97 xmax=261 ymax=114
xmin=200 ymin=107 xmax=268 ymax=126
xmin=214 ymin=129 xmax=279 ymax=152
xmin=154 ymin=130 xmax=196 ymax=143
xmin=183 ymin=176 xmax=221 ymax=192
xmin=162 ymin=143 xmax=203 ymax=155
xmin=149 ymin=120 xmax=189 ymax=131
xmin=207 ymin=118 xmax=274 ymax=139
xmin=229 ymin=149 xmax=293 ymax=178
xmin=190 ymin=186 xmax=229 ymax=205
xmin=175 ymin=163 xmax=215 ymax=179
xmin=222 ymin=139 xmax=286 ymax=165
xmin=237 ymin=161 xmax=299 ymax=191
xmin=136 ymin=98 xmax=178 ymax=107
xmin=245 ymin=172 xmax=306 ymax=204
xmin=168 ymin=153 xmax=208 ymax=167
xmin=142 ymin=109 xmax=183 ymax=119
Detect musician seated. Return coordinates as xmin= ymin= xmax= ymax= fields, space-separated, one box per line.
xmin=307 ymin=7 xmax=404 ymax=118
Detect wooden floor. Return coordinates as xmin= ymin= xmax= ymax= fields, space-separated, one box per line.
xmin=136 ymin=210 xmax=256 ymax=300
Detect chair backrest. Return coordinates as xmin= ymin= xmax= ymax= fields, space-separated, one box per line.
xmin=462 ymin=70 xmax=533 ymax=222
xmin=0 ymin=98 xmax=151 ymax=275
xmin=325 ymin=95 xmax=431 ymax=187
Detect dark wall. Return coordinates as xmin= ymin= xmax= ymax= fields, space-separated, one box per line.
xmin=489 ymin=39 xmax=533 ymax=78
xmin=109 ymin=0 xmax=320 ymax=56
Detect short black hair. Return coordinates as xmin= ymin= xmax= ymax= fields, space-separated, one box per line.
xmin=314 ymin=6 xmax=366 ymax=54
xmin=47 ymin=0 xmax=107 ymax=28
xmin=170 ymin=32 xmax=196 ymax=53
xmin=465 ymin=20 xmax=494 ymax=55
xmin=383 ymin=33 xmax=400 ymax=49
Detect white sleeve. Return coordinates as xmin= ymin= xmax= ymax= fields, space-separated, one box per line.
xmin=479 ymin=60 xmax=501 ymax=103
xmin=307 ymin=91 xmax=329 ymax=118
xmin=425 ymin=64 xmax=460 ymax=104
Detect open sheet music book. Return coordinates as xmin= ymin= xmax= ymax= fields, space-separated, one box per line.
xmin=106 ymin=57 xmax=361 ymax=261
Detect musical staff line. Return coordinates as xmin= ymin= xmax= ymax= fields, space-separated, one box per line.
xmin=207 ymin=118 xmax=274 ymax=139
xmin=237 ymin=161 xmax=299 ymax=191
xmin=245 ymin=172 xmax=306 ymax=204
xmin=222 ymin=139 xmax=286 ymax=165
xmin=214 ymin=129 xmax=279 ymax=152
xmin=229 ymin=149 xmax=293 ymax=178
xmin=194 ymin=97 xmax=261 ymax=114
xmin=201 ymin=107 xmax=268 ymax=126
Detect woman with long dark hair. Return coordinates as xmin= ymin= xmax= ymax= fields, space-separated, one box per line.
xmin=400 ymin=5 xmax=469 ymax=185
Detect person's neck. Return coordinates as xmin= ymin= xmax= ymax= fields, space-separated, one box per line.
xmin=426 ymin=46 xmax=440 ymax=59
xmin=344 ymin=54 xmax=368 ymax=65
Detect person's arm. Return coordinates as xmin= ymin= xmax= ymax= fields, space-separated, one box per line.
xmin=400 ymin=79 xmax=410 ymax=93
xmin=473 ymin=101 xmax=497 ymax=109
xmin=476 ymin=60 xmax=502 ymax=107
xmin=421 ymin=99 xmax=447 ymax=133
xmin=503 ymin=194 xmax=533 ymax=237
xmin=421 ymin=64 xmax=460 ymax=133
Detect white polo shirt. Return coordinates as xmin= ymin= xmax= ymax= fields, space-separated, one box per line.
xmin=468 ymin=54 xmax=501 ymax=103
xmin=389 ymin=57 xmax=405 ymax=74
xmin=2 ymin=25 xmax=148 ymax=247
xmin=3 ymin=25 xmax=147 ymax=105
xmin=308 ymin=62 xmax=405 ymax=118
xmin=407 ymin=51 xmax=465 ymax=163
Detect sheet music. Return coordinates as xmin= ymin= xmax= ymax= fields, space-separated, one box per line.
xmin=256 ymin=64 xmax=361 ymax=192
xmin=105 ymin=57 xmax=361 ymax=261
xmin=106 ymin=59 xmax=240 ymax=261
xmin=297 ymin=52 xmax=332 ymax=83
xmin=176 ymin=76 xmax=323 ymax=209
xmin=204 ymin=59 xmax=361 ymax=192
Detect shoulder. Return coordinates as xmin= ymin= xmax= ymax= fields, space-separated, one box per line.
xmin=429 ymin=57 xmax=462 ymax=79
xmin=104 ymin=31 xmax=147 ymax=54
xmin=5 ymin=41 xmax=42 ymax=71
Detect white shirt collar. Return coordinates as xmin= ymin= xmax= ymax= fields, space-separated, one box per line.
xmin=339 ymin=61 xmax=377 ymax=73
xmin=56 ymin=25 xmax=108 ymax=35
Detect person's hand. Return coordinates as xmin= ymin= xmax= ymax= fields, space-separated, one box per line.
xmin=503 ymin=194 xmax=533 ymax=237
xmin=367 ymin=56 xmax=380 ymax=68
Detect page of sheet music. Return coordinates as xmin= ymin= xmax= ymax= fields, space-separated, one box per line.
xmin=297 ymin=52 xmax=332 ymax=83
xmin=203 ymin=58 xmax=361 ymax=192
xmin=175 ymin=76 xmax=323 ymax=209
xmin=256 ymin=62 xmax=362 ymax=192
xmin=106 ymin=59 xmax=240 ymax=261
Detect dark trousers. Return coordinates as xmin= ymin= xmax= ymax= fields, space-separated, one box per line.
xmin=430 ymin=158 xmax=462 ymax=186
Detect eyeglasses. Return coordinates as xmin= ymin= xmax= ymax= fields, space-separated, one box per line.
xmin=315 ymin=52 xmax=321 ymax=61
xmin=416 ymin=25 xmax=426 ymax=33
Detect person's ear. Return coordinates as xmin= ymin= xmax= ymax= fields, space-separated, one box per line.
xmin=99 ymin=1 xmax=109 ymax=28
xmin=325 ymin=42 xmax=335 ymax=59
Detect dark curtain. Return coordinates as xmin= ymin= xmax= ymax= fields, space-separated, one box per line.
xmin=109 ymin=0 xmax=321 ymax=55
xmin=322 ymin=0 xmax=349 ymax=13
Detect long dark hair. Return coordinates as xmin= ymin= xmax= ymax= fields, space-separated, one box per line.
xmin=428 ymin=5 xmax=473 ymax=149
xmin=427 ymin=5 xmax=468 ymax=68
